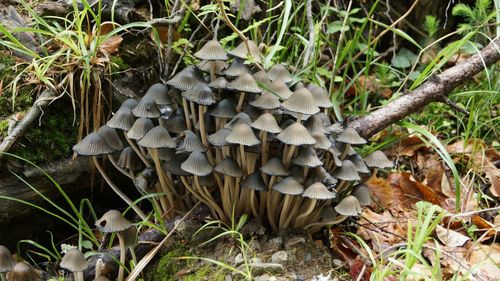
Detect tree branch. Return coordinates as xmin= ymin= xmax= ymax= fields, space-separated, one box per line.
xmin=348 ymin=37 xmax=500 ymax=139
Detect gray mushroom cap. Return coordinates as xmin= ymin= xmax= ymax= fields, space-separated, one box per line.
xmin=272 ymin=176 xmax=304 ymax=195
xmin=132 ymin=96 xmax=161 ymax=118
xmin=223 ymin=57 xmax=251 ymax=77
xmin=336 ymin=127 xmax=367 ymax=145
xmin=260 ymin=157 xmax=289 ymax=176
xmin=163 ymin=153 xmax=191 ymax=176
xmin=182 ymin=83 xmax=216 ymax=105
xmin=107 ymin=108 xmax=135 ymax=131
xmin=281 ymin=88 xmax=320 ymax=115
xmin=197 ymin=60 xmax=228 ymax=75
xmin=144 ymin=83 xmax=171 ymax=105
xmin=127 ymin=117 xmax=154 ymax=140
xmin=60 ymin=248 xmax=88 ymax=272
xmin=7 ymin=262 xmax=43 ymax=281
xmin=225 ymin=123 xmax=261 ymax=146
xmin=241 ymin=172 xmax=266 ymax=191
xmin=251 ymin=113 xmax=282 ymax=133
xmin=117 ymin=147 xmax=143 ymax=171
xmin=194 ymin=40 xmax=228 ymax=61
xmin=302 ymin=182 xmax=336 ymax=199
xmin=214 ymin=157 xmax=243 ymax=177
xmin=166 ymin=66 xmax=205 ymax=91
xmin=0 ymin=245 xmax=14 ymax=273
xmin=249 ymin=92 xmax=281 ymax=110
xmin=227 ymin=73 xmax=262 ymax=93
xmin=267 ymin=79 xmax=293 ymax=100
xmin=351 ymin=184 xmax=371 ymax=206
xmin=208 ymin=128 xmax=231 ymax=146
xmin=180 ymin=151 xmax=213 ymax=176
xmin=334 ymin=195 xmax=362 ymax=216
xmin=178 ymin=130 xmax=207 ymax=152
xmin=292 ymin=146 xmax=323 ymax=168
xmin=276 ymin=122 xmax=316 ymax=146
xmin=267 ymin=63 xmax=292 ymax=83
xmin=95 ymin=210 xmax=132 ymax=233
xmin=73 ymin=132 xmax=115 ymax=156
xmin=120 ymin=98 xmax=139 ymax=110
xmin=364 ymin=150 xmax=393 ymax=169
xmin=164 ymin=115 xmax=187 ymax=134
xmin=332 ymin=160 xmax=361 ymax=181
xmin=97 ymin=125 xmax=124 ymax=151
xmin=138 ymin=126 xmax=176 ymax=149
xmin=209 ymin=99 xmax=237 ymax=119
xmin=228 ymin=40 xmax=262 ymax=63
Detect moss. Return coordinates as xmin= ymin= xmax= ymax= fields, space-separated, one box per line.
xmin=152 ymin=242 xmax=190 ymax=281
xmin=110 ymin=55 xmax=130 ymax=72
xmin=0 ymin=119 xmax=8 ymax=137
xmin=184 ymin=265 xmax=226 ymax=281
xmin=0 ymin=51 xmax=34 ymax=117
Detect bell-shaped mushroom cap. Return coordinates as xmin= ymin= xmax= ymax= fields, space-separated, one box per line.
xmin=312 ymin=132 xmax=331 ymax=150
xmin=117 ymin=147 xmax=143 ymax=171
xmin=197 ymin=60 xmax=228 ymax=75
xmin=120 ymin=98 xmax=139 ymax=110
xmin=166 ymin=66 xmax=205 ymax=91
xmin=209 ymin=99 xmax=237 ymax=119
xmin=180 ymin=151 xmax=213 ymax=176
xmin=182 ymin=83 xmax=216 ymax=105
xmin=225 ymin=123 xmax=261 ymax=146
xmin=267 ymin=63 xmax=292 ymax=83
xmin=163 ymin=153 xmax=190 ymax=176
xmin=253 ymin=70 xmax=271 ymax=86
xmin=228 ymin=40 xmax=262 ymax=63
xmin=227 ymin=73 xmax=261 ymax=93
xmin=138 ymin=126 xmax=176 ymax=149
xmin=268 ymin=79 xmax=293 ymax=100
xmin=241 ymin=172 xmax=266 ymax=191
xmin=208 ymin=128 xmax=231 ymax=146
xmin=73 ymin=132 xmax=115 ymax=156
xmin=334 ymin=195 xmax=362 ymax=216
xmin=122 ymin=226 xmax=138 ymax=248
xmin=307 ymin=84 xmax=332 ymax=108
xmin=349 ymin=154 xmax=370 ymax=174
xmin=304 ymin=114 xmax=328 ymax=134
xmin=351 ymin=184 xmax=371 ymax=206
xmin=0 ymin=245 xmax=14 ymax=273
xmin=208 ymin=76 xmax=228 ymax=89
xmin=107 ymin=108 xmax=135 ymax=131
xmin=249 ymin=92 xmax=281 ymax=110
xmin=178 ymin=130 xmax=206 ymax=152
xmin=164 ymin=115 xmax=187 ymax=134
xmin=60 ymin=248 xmax=88 ymax=272
xmin=132 ymin=96 xmax=161 ymax=118
xmin=292 ymin=146 xmax=323 ymax=168
xmin=194 ymin=40 xmax=228 ymax=61
xmin=97 ymin=125 xmax=124 ymax=151
xmin=127 ymin=117 xmax=154 ymax=140
xmin=333 ymin=160 xmax=361 ymax=181
xmin=214 ymin=157 xmax=243 ymax=177
xmin=260 ymin=157 xmax=289 ymax=176
xmin=7 ymin=262 xmax=42 ymax=281
xmin=327 ymin=122 xmax=344 ymax=135
xmin=223 ymin=57 xmax=251 ymax=77
xmin=272 ymin=176 xmax=304 ymax=195
xmin=302 ymin=182 xmax=336 ymax=199
xmin=276 ymin=122 xmax=316 ymax=146
xmin=364 ymin=150 xmax=393 ymax=169
xmin=225 ymin=112 xmax=252 ymax=129
xmin=95 ymin=210 xmax=132 ymax=233
xmin=336 ymin=127 xmax=367 ymax=144
xmin=250 ymin=113 xmax=282 ymax=133
xmin=281 ymin=88 xmax=320 ymax=115
xmin=144 ymin=83 xmax=171 ymax=105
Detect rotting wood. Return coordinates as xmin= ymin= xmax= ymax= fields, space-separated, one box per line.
xmin=348 ymin=37 xmax=500 ymax=139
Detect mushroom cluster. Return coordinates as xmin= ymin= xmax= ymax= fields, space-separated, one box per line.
xmin=73 ymin=39 xmax=393 ymax=232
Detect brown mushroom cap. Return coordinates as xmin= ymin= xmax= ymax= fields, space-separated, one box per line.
xmin=228 ymin=40 xmax=262 ymax=63
xmin=260 ymin=157 xmax=289 ymax=176
xmin=138 ymin=126 xmax=176 ymax=149
xmin=249 ymin=92 xmax=281 ymax=110
xmin=241 ymin=172 xmax=266 ymax=191
xmin=209 ymin=99 xmax=237 ymax=119
xmin=127 ymin=117 xmax=154 ymax=140
xmin=95 ymin=210 xmax=132 ymax=233
xmin=276 ymin=122 xmax=316 ymax=146
xmin=225 ymin=123 xmax=261 ymax=146
xmin=272 ymin=176 xmax=304 ymax=195
xmin=73 ymin=132 xmax=115 ymax=156
xmin=292 ymin=146 xmax=323 ymax=168
xmin=267 ymin=63 xmax=292 ymax=83
xmin=107 ymin=108 xmax=135 ymax=131
xmin=223 ymin=57 xmax=251 ymax=77
xmin=194 ymin=40 xmax=228 ymax=61
xmin=180 ymin=151 xmax=213 ymax=176
xmin=0 ymin=245 xmax=14 ymax=273
xmin=7 ymin=262 xmax=42 ymax=281
xmin=332 ymin=160 xmax=361 ymax=181
xmin=336 ymin=127 xmax=367 ymax=145
xmin=132 ymin=96 xmax=161 ymax=119
xmin=363 ymin=150 xmax=393 ymax=169
xmin=302 ymin=182 xmax=336 ymax=199
xmin=166 ymin=66 xmax=205 ymax=91
xmin=97 ymin=125 xmax=124 ymax=151
xmin=227 ymin=73 xmax=262 ymax=93
xmin=334 ymin=195 xmax=362 ymax=216
xmin=182 ymin=83 xmax=216 ymax=105
xmin=281 ymin=88 xmax=320 ymax=115
xmin=250 ymin=113 xmax=282 ymax=133
xmin=144 ymin=83 xmax=171 ymax=105
xmin=60 ymin=248 xmax=88 ymax=272
xmin=214 ymin=157 xmax=243 ymax=177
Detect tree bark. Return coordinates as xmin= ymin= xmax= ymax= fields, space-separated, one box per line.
xmin=348 ymin=37 xmax=500 ymax=139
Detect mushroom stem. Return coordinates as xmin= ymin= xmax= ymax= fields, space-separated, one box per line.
xmin=294 ymin=199 xmax=317 ymax=228
xmin=74 ymin=272 xmax=83 ymax=281
xmin=303 ymin=167 xmax=309 ymax=179
xmin=278 ymin=195 xmax=293 ymax=230
xmin=283 ymin=196 xmax=303 ymax=229
xmin=194 ymin=176 xmax=226 ymax=221
xmin=340 ymin=143 xmax=351 ymax=161
xmin=259 ymin=191 xmax=267 ymax=222
xmin=149 ymin=148 xmax=175 ymax=214
xmin=283 ymin=144 xmax=296 ymax=168
xmin=236 ymin=91 xmax=246 ymax=112
xmin=250 ymin=190 xmax=261 ymax=223
xmin=210 ymin=61 xmax=216 ymax=82
xmin=107 ymin=155 xmax=133 ymax=179
xmin=0 ymin=273 xmax=6 ymax=281
xmin=117 ymin=232 xmax=127 ymax=281
xmin=182 ymin=99 xmax=192 ymax=130
xmin=239 ymin=144 xmax=247 ymax=174
xmin=190 ymin=102 xmax=197 ymax=130
xmin=222 ymin=175 xmax=232 ymax=217
xmin=260 ymin=131 xmax=269 ymax=166
xmin=93 ymin=157 xmax=148 ymax=221
xmin=124 ymin=133 xmax=151 ymax=168
xmin=266 ymin=190 xmax=279 ymax=232
xmin=199 ymin=105 xmax=208 ymax=146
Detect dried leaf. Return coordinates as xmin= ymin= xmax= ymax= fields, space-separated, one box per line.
xmin=100 ymin=35 xmax=123 ymax=56
xmin=468 ymin=243 xmax=500 ymax=280
xmin=471 ymin=215 xmax=496 ymax=240
xmin=484 ymin=164 xmax=500 ymax=197
xmin=357 ymin=209 xmax=406 ymax=252
xmin=364 ymin=173 xmax=393 ymax=208
xmin=387 ymin=172 xmax=423 ymax=208
xmin=387 ymin=135 xmax=425 ymax=157
xmin=435 ymin=225 xmax=470 ymax=247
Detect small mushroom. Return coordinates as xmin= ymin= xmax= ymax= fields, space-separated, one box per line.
xmin=223 ymin=57 xmax=251 ymax=77
xmin=60 ymin=248 xmax=88 ymax=281
xmin=225 ymin=123 xmax=261 ymax=174
xmin=0 ymin=245 xmax=14 ymax=281
xmin=7 ymin=262 xmax=43 ymax=281
xmin=351 ymin=184 xmax=371 ymax=206
xmin=228 ymin=40 xmax=262 ymax=63
xmin=215 ymin=157 xmax=243 ymax=217
xmin=276 ymin=122 xmax=316 ymax=168
xmin=294 ymin=182 xmax=336 ymax=228
xmin=272 ymin=176 xmax=304 ymax=230
xmin=227 ymin=73 xmax=262 ymax=112
xmin=267 ymin=63 xmax=292 ymax=83
xmin=144 ymin=83 xmax=171 ymax=105
xmin=194 ymin=40 xmax=228 ymax=81
xmin=334 ymin=195 xmax=362 ymax=216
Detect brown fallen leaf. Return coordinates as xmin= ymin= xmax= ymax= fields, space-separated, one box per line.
xmin=435 ymin=225 xmax=470 ymax=247
xmin=471 ymin=215 xmax=497 ymax=241
xmin=364 ymin=173 xmax=393 ymax=209
xmin=387 ymin=172 xmax=423 ymax=209
xmin=468 ymin=243 xmax=500 ymax=280
xmin=387 ymin=135 xmax=426 ymax=157
xmin=100 ymin=35 xmax=123 ymax=57
xmin=484 ymin=163 xmax=500 ymax=197
xmin=357 ymin=209 xmax=406 ymax=252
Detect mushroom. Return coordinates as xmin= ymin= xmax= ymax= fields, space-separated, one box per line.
xmin=294 ymin=182 xmax=336 ymax=228
xmin=60 ymin=248 xmax=88 ymax=281
xmin=228 ymin=40 xmax=263 ymax=63
xmin=253 ymin=70 xmax=271 ymax=87
xmin=144 ymin=83 xmax=171 ymax=106
xmin=292 ymin=146 xmax=323 ymax=179
xmin=336 ymin=127 xmax=367 ymax=160
xmin=267 ymin=63 xmax=293 ymax=83
xmin=276 ymin=122 xmax=316 ymax=168
xmin=333 ymin=159 xmax=361 ymax=193
xmin=351 ymin=184 xmax=371 ymax=206
xmin=267 ymin=79 xmax=293 ymax=100
xmin=197 ymin=60 xmax=228 ymax=78
xmin=240 ymin=172 xmax=266 ymax=222
xmin=223 ymin=57 xmax=251 ymax=77
xmin=93 ymin=259 xmax=111 ymax=281
xmin=214 ymin=157 xmax=243 ymax=218
xmin=334 ymin=195 xmax=362 ymax=216
xmin=250 ymin=113 xmax=282 ymax=166
xmin=225 ymin=123 xmax=261 ymax=175
xmin=260 ymin=157 xmax=289 ymax=232
xmin=281 ymin=87 xmax=320 ymax=122
xmin=122 ymin=226 xmax=138 ymax=267
xmin=227 ymin=73 xmax=262 ymax=112
xmin=181 ymin=83 xmax=216 ymax=147
xmin=164 ymin=114 xmax=188 ymax=134
xmin=194 ymin=40 xmax=228 ymax=81
xmin=209 ymin=99 xmax=237 ymax=130
xmin=95 ymin=210 xmax=132 ymax=281
xmin=0 ymin=245 xmax=14 ymax=281
xmin=7 ymin=262 xmax=43 ymax=281
xmin=363 ymin=150 xmax=393 ymax=176
xmin=272 ymin=176 xmax=304 ymax=230
xmin=307 ymin=84 xmax=332 ymax=111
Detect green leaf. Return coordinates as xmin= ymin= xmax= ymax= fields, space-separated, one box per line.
xmin=326 ymin=21 xmax=350 ymax=34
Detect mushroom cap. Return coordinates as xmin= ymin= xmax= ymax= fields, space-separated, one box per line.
xmin=164 ymin=115 xmax=187 ymax=134
xmin=7 ymin=262 xmax=42 ymax=281
xmin=268 ymin=79 xmax=293 ymax=99
xmin=127 ymin=117 xmax=154 ymax=140
xmin=95 ymin=210 xmax=132 ymax=233
xmin=228 ymin=40 xmax=262 ymax=63
xmin=166 ymin=66 xmax=205 ymax=91
xmin=122 ymin=225 xmax=138 ymax=248
xmin=73 ymin=132 xmax=115 ymax=156
xmin=214 ymin=157 xmax=243 ymax=177
xmin=120 ymin=98 xmax=139 ymax=110
xmin=117 ymin=147 xmax=143 ymax=171
xmin=292 ymin=146 xmax=323 ymax=168
xmin=209 ymin=99 xmax=237 ymax=119
xmin=208 ymin=128 xmax=231 ymax=146
xmin=224 ymin=112 xmax=252 ymax=129
xmin=223 ymin=57 xmax=251 ymax=77
xmin=249 ymin=92 xmax=281 ymax=110
xmin=308 ymin=84 xmax=332 ymax=108
xmin=225 ymin=123 xmax=261 ymax=146
xmin=253 ymin=70 xmax=271 ymax=86
xmin=304 ymin=114 xmax=328 ymax=134
xmin=312 ymin=132 xmax=331 ymax=150
xmin=336 ymin=127 xmax=367 ymax=144
xmin=328 ymin=122 xmax=344 ymax=135
xmin=267 ymin=63 xmax=292 ymax=83
xmin=181 ymin=83 xmax=216 ymax=105
xmin=276 ymin=122 xmax=316 ymax=146
xmin=178 ymin=130 xmax=207 ymax=152
xmin=163 ymin=153 xmax=190 ymax=176
xmin=60 ymin=248 xmax=88 ymax=272
xmin=181 ymin=151 xmax=213 ymax=176
xmin=194 ymin=40 xmax=228 ymax=61
xmin=281 ymin=88 xmax=320 ymax=115
xmin=250 ymin=113 xmax=282 ymax=133
xmin=302 ymin=182 xmax=336 ymax=199
xmin=132 ymin=96 xmax=161 ymax=118
xmin=107 ymin=108 xmax=135 ymax=131
xmin=332 ymin=160 xmax=361 ymax=181
xmin=241 ymin=172 xmax=266 ymax=191
xmin=272 ymin=176 xmax=304 ymax=195
xmin=351 ymin=184 xmax=371 ymax=206
xmin=260 ymin=157 xmax=289 ymax=176
xmin=0 ymin=245 xmax=14 ymax=273
xmin=153 ymin=148 xmax=175 ymax=161
xmin=208 ymin=76 xmax=228 ymax=89
xmin=227 ymin=73 xmax=261 ymax=93
xmin=242 ymin=104 xmax=262 ymax=120
xmin=97 ymin=125 xmax=124 ymax=151
xmin=363 ymin=150 xmax=393 ymax=169
xmin=197 ymin=60 xmax=228 ymax=75
xmin=138 ymin=126 xmax=176 ymax=149
xmin=144 ymin=83 xmax=171 ymax=105
xmin=334 ymin=195 xmax=362 ymax=216
xmin=349 ymin=154 xmax=370 ymax=174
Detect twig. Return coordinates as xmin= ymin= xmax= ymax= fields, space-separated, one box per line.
xmin=163 ymin=0 xmax=185 ymax=79
xmin=438 ymin=96 xmax=470 ymax=116
xmin=302 ymin=0 xmax=315 ymax=68
xmin=148 ymin=16 xmax=183 ymax=26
